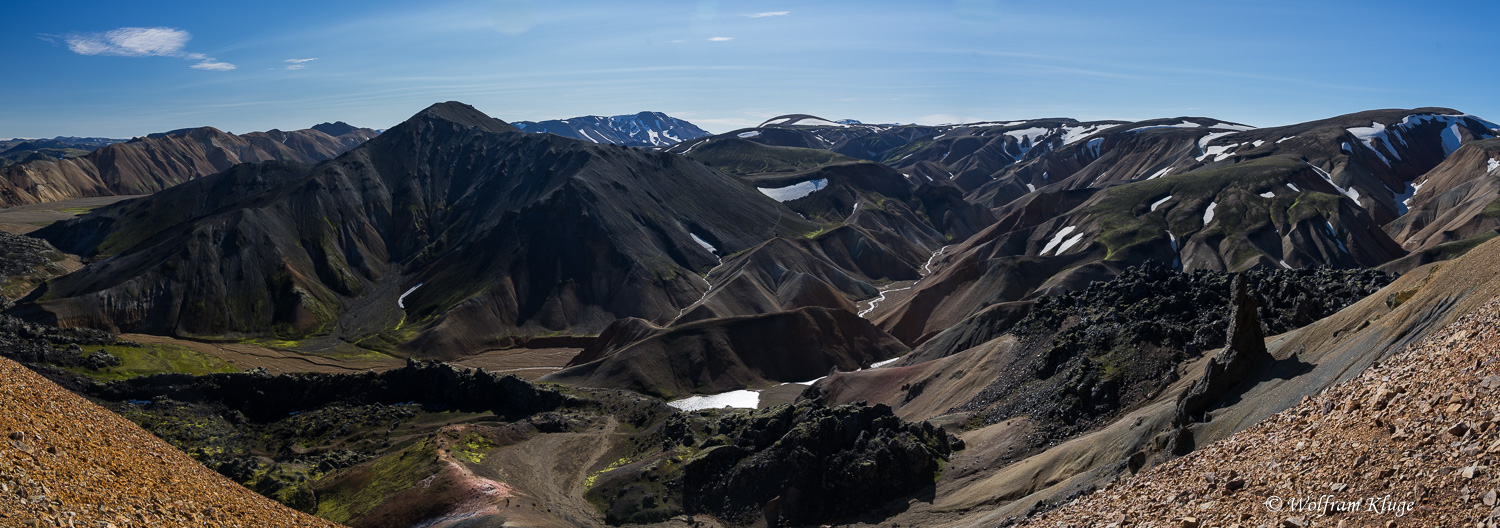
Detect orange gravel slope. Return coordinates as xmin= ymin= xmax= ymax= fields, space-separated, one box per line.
xmin=0 ymin=357 xmax=344 ymax=528
xmin=1026 ymin=294 xmax=1500 ymax=528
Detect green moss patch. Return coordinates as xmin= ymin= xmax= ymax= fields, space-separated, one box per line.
xmin=67 ymin=343 xmax=238 ymax=380
xmin=315 ymin=439 xmax=441 ymax=523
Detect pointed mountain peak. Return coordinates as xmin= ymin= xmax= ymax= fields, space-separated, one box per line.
xmin=409 ymin=101 xmax=517 ymax=134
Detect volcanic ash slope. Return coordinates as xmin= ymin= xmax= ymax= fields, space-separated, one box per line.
xmin=1026 ymin=294 xmax=1500 ymax=527
xmin=0 ymin=356 xmax=342 ymax=528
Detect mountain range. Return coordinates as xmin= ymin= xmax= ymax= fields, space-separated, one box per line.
xmin=512 ymin=111 xmax=710 ymax=147
xmin=0 ymin=136 xmax=127 ymax=168
xmin=6 ymin=102 xmax=1500 ymax=527
xmin=0 ymin=122 xmax=378 ymax=208
xmin=24 ymin=103 xmax=812 ymax=358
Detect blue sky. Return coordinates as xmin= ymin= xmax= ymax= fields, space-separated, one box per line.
xmin=3 ymin=0 xmax=1496 ymax=138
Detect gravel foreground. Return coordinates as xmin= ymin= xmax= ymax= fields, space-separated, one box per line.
xmin=1026 ymin=294 xmax=1500 ymax=528
xmin=0 ymin=356 xmax=342 ymax=528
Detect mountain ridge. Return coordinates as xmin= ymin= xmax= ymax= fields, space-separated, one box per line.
xmin=0 ymin=123 xmax=379 ymax=208
xmin=22 ymin=102 xmax=815 ymax=357
xmin=513 ymin=111 xmax=709 ymax=147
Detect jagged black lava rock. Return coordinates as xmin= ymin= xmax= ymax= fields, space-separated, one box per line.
xmin=84 ymin=358 xmax=563 ymax=422
xmin=590 ymin=401 xmax=952 ymax=527
xmin=955 ymin=260 xmax=1392 ymax=444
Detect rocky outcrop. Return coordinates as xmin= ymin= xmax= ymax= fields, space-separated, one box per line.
xmin=919 ymin=258 xmax=1394 ymax=366
xmin=85 ymin=359 xmax=563 ymax=422
xmin=0 ymin=231 xmax=71 ymax=305
xmin=1172 ymin=275 xmax=1274 ymax=430
xmin=883 ymin=261 xmax=1390 ymax=448
xmin=588 ymin=401 xmax=954 ymax=526
xmin=0 ymin=310 xmax=119 ymax=367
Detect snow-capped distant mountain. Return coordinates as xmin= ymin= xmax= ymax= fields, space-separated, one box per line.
xmin=512 ymin=111 xmax=709 ymax=147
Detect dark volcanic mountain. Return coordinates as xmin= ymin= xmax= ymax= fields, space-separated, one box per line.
xmin=309 ymin=121 xmax=362 ymax=137
xmin=23 ymin=102 xmax=814 ymax=357
xmin=0 ymin=124 xmax=379 ymax=208
xmin=513 ymin=111 xmax=709 ymax=147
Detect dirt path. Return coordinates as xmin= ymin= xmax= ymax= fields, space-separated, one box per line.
xmin=488 ymin=416 xmax=622 ymax=526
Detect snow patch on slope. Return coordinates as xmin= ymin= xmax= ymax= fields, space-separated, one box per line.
xmin=1391 ymin=182 xmax=1418 ymax=215
xmin=691 ymin=233 xmax=718 ymax=254
xmin=1055 ymin=232 xmax=1087 ymax=254
xmin=1346 ymin=113 xmax=1496 ymax=165
xmin=668 ymin=390 xmax=760 ymax=411
xmin=1203 ymin=202 xmax=1218 ymax=225
xmin=1127 ymin=121 xmax=1202 ymax=133
xmin=1211 ymin=122 xmax=1256 ymax=131
xmin=1442 ymin=124 xmax=1463 ymax=155
xmin=1195 ymin=132 xmax=1238 ymax=162
xmin=758 ymin=179 xmax=827 ymax=201
xmin=1347 ymin=122 xmax=1400 ymax=165
xmin=397 ymin=283 xmax=423 ymax=309
xmin=1084 ymin=138 xmax=1103 ymax=157
xmin=1325 ymin=221 xmax=1349 ymax=253
xmin=1403 ymin=180 xmax=1427 ymax=211
xmin=1168 ymin=232 xmax=1181 ymax=269
xmin=1306 ymin=163 xmax=1361 ymax=203
xmin=1150 ymin=195 xmax=1173 ymax=212
xmin=1041 ymin=226 xmax=1078 ymax=255
xmin=1061 ymin=123 xmax=1115 ymax=145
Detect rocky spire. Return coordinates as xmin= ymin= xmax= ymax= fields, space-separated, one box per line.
xmin=1169 ymin=274 xmax=1273 ymax=450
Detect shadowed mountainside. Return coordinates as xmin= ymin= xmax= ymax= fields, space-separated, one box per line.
xmin=22 ymin=102 xmax=815 ymax=357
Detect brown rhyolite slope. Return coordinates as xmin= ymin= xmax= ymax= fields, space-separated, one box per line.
xmin=1386 ymin=138 xmax=1500 ymax=251
xmin=0 ymin=356 xmax=343 ymax=527
xmin=0 ymin=125 xmax=377 ymax=207
xmin=1025 ymin=294 xmax=1500 ymax=527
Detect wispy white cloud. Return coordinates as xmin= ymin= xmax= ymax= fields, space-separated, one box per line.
xmin=52 ymin=26 xmax=234 ymax=71
xmin=65 ymin=27 xmax=189 ymax=57
xmin=284 ymin=58 xmax=317 ymax=70
xmin=191 ymin=60 xmax=237 ymax=71
xmin=744 ymin=11 xmax=790 ymax=18
xmin=707 ymin=37 xmax=734 ymax=42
